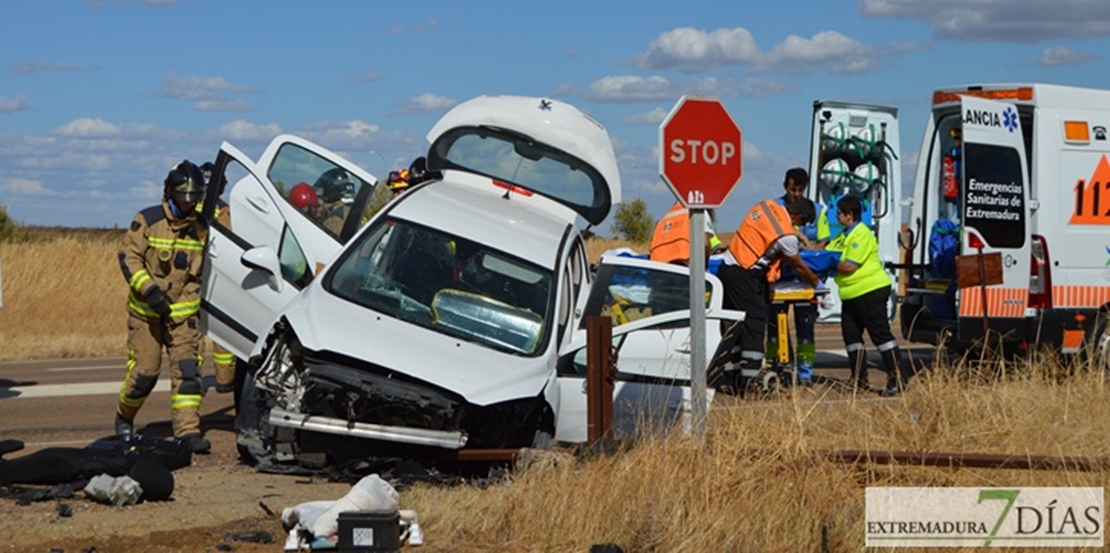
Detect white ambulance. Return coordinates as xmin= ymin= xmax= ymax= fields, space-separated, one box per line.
xmin=898 ymin=83 xmax=1110 ymax=360
xmin=806 ymin=100 xmax=903 ymax=322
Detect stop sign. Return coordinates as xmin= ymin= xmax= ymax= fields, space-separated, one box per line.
xmin=659 ymin=96 xmax=743 ymax=208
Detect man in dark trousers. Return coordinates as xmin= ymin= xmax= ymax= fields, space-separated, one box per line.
xmin=713 ymin=197 xmax=821 ymax=393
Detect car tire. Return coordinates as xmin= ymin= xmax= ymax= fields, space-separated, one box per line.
xmin=234 ymin=368 xmax=277 ymax=466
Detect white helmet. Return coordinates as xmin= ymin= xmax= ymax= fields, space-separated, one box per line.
xmin=851 ymin=125 xmax=879 ymax=159
xmin=852 ymin=161 xmax=882 ymax=193
xmin=821 ymin=122 xmax=849 ymax=155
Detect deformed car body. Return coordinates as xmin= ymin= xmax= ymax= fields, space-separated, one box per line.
xmin=199 ymin=95 xmax=743 ymax=468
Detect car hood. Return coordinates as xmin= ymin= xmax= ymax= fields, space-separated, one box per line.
xmin=281 ymin=283 xmax=553 ymax=406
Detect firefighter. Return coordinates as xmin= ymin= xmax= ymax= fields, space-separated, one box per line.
xmin=314 ymin=168 xmax=357 ymax=236
xmin=828 ymin=194 xmax=912 ymax=396
xmin=387 ymin=168 xmax=410 ymax=199
xmin=199 ymin=162 xmax=236 ymax=395
xmin=713 ymin=197 xmax=821 ymax=393
xmin=649 ymin=201 xmax=722 ymax=266
xmin=767 ymin=168 xmax=818 ymax=385
xmin=115 ymin=160 xmax=211 ymax=454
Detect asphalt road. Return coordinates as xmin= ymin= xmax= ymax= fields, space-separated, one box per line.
xmin=0 ymin=323 xmax=935 ymax=455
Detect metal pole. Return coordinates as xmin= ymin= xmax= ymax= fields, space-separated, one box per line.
xmin=689 ymin=208 xmax=707 ymax=438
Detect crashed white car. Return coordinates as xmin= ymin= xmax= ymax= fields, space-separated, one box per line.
xmin=200 ymin=95 xmax=742 ymax=468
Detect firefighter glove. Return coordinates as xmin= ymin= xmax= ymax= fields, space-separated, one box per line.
xmin=145 ymin=286 xmax=173 ymax=318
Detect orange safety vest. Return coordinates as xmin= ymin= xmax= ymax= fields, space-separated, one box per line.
xmin=649 ymin=202 xmax=690 ymax=264
xmin=727 ymin=199 xmax=794 ymax=282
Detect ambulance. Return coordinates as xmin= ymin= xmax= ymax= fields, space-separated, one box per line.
xmin=898 ymin=83 xmax=1110 ymax=361
xmin=806 ymin=100 xmax=903 ymax=323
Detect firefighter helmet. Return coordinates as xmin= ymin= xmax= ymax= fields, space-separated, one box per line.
xmin=314 ymin=168 xmax=356 ymax=204
xmin=165 ymin=160 xmax=206 ymax=204
xmin=387 ymin=169 xmax=410 ymax=192
xmin=289 ymin=182 xmax=320 ymax=216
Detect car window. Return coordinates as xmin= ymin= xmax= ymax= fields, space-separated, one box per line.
xmin=278 ymin=226 xmax=312 ymax=289
xmin=429 ymin=126 xmax=609 ymax=224
xmin=267 ymin=143 xmax=372 ymax=240
xmin=581 ymin=263 xmax=712 ymax=330
xmin=324 ymin=217 xmax=555 ymax=356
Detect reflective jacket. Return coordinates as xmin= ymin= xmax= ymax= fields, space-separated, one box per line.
xmin=119 ymin=201 xmax=208 ymax=321
xmin=650 ymin=202 xmax=722 ymax=264
xmin=727 ymin=199 xmax=794 ymax=281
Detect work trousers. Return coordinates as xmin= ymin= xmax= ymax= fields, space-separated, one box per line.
xmin=718 ymin=263 xmax=769 ymax=369
xmin=117 ymin=312 xmax=203 ymax=438
xmin=211 ymin=342 xmax=236 ymax=389
xmin=840 ymin=285 xmax=907 ymax=387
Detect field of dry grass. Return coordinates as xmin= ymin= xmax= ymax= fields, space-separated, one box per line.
xmin=3 ymin=231 xmax=1110 ymax=551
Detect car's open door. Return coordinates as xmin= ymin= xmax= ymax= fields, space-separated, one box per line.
xmin=553 ymin=256 xmax=743 ymax=443
xmin=199 ymin=135 xmax=377 ymax=359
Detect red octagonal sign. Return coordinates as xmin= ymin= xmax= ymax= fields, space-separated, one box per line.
xmin=659 ymin=96 xmax=743 ymax=208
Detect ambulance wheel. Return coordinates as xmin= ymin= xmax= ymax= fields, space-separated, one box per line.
xmin=1082 ymin=307 xmax=1110 ymax=372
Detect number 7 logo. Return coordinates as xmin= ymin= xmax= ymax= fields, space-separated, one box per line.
xmin=979 ymin=489 xmax=1020 ymax=546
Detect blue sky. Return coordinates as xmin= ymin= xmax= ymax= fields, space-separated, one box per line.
xmin=2 ymin=0 xmax=1109 ymax=234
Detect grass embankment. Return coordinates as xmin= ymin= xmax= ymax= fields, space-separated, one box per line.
xmin=4 ymin=231 xmax=1109 ymax=551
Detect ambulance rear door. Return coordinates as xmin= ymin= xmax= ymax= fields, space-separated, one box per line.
xmin=808 ymin=101 xmax=901 ymax=323
xmin=956 ymin=96 xmax=1031 ymax=342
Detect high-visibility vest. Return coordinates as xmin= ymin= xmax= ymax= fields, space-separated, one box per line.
xmin=727 ymin=200 xmax=794 ymax=281
xmin=830 ymin=222 xmax=889 ymax=300
xmin=650 ymin=202 xmax=690 ymax=264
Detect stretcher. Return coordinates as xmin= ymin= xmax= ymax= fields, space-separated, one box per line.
xmin=770 ymin=280 xmax=830 ymax=366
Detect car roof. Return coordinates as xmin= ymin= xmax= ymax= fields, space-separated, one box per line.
xmin=388 ymin=176 xmax=570 ymax=267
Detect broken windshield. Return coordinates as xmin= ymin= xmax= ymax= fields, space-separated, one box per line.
xmin=324 ymin=217 xmax=554 ymax=356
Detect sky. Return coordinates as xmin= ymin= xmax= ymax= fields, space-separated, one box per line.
xmin=3 ymin=0 xmax=1110 ymax=235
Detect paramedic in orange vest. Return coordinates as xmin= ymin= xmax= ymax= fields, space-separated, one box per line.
xmin=713 ymin=197 xmax=821 ymax=391
xmin=649 ymin=202 xmax=722 ymax=265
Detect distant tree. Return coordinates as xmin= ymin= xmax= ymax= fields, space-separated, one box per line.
xmin=611 ymin=198 xmax=655 ymax=243
xmin=0 ymin=202 xmax=17 ymax=243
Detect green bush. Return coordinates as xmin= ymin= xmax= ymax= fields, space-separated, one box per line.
xmin=0 ymin=202 xmax=17 ymax=243
xmin=611 ymin=198 xmax=655 ymax=243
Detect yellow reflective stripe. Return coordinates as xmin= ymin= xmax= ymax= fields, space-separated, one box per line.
xmin=170 ymin=299 xmax=200 ymax=318
xmin=146 ymin=237 xmax=205 ymax=251
xmin=213 ymin=352 xmax=236 ymax=365
xmin=129 ymin=269 xmax=151 ymax=291
xmin=128 ymin=292 xmax=160 ymax=317
xmin=171 ymin=394 xmax=202 ymax=410
xmin=118 ymin=354 xmax=144 ymax=406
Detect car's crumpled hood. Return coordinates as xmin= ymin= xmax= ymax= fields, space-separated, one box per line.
xmin=280 ymin=284 xmax=552 ymax=407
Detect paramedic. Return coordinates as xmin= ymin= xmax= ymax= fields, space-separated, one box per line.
xmin=714 ymin=197 xmax=820 ymax=391
xmin=767 ymin=168 xmax=819 ymax=385
xmin=828 ymin=194 xmax=911 ymax=396
xmin=115 ymin=160 xmax=211 ymax=453
xmin=649 ymin=202 xmax=722 ymax=266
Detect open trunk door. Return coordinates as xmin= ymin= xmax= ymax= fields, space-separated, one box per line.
xmin=553 ymin=256 xmax=743 ymax=443
xmin=199 ymin=136 xmax=377 ymax=359
xmin=954 ymin=96 xmax=1031 ymax=342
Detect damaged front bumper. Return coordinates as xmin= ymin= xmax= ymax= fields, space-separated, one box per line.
xmin=268 ymin=407 xmax=468 ymax=449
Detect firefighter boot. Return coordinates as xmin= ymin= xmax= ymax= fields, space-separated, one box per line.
xmin=179 ymin=433 xmax=211 ymax=454
xmin=846 ymin=345 xmax=869 ymax=391
xmin=880 ymin=346 xmax=910 ymax=397
xmin=114 ymin=413 xmax=134 ymax=438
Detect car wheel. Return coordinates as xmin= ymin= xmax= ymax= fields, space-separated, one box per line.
xmin=531 ymin=430 xmax=553 ymax=449
xmin=234 ymin=368 xmax=277 ymax=466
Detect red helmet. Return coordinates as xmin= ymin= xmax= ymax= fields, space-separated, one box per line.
xmin=289 ymin=182 xmax=320 ymax=216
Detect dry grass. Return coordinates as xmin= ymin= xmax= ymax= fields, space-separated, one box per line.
xmin=4 ymin=232 xmax=1110 ymax=551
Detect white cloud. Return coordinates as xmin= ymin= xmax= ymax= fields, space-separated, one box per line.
xmin=861 ymin=0 xmax=1110 ymax=42
xmin=1 ymin=177 xmax=56 ymax=196
xmin=352 ymin=72 xmax=383 ymax=83
xmin=623 ymin=107 xmax=669 ymax=126
xmin=153 ymin=72 xmax=255 ymax=111
xmin=397 ymin=93 xmax=457 ymax=114
xmin=1038 ymin=46 xmax=1098 ymax=66
xmin=762 ymin=31 xmax=878 ymax=74
xmin=55 ymin=118 xmax=122 ymax=138
xmin=632 ymin=26 xmax=887 ymax=75
xmin=635 ymin=27 xmax=760 ymax=73
xmin=217 ymin=119 xmax=283 ymax=142
xmin=0 ymin=95 xmax=30 ymax=114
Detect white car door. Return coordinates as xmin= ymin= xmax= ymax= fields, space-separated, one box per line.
xmin=200 ymin=136 xmax=377 ymax=359
xmin=553 ymin=256 xmax=744 ymax=443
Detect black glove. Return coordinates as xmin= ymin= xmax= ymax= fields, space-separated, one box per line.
xmin=145 ymin=287 xmax=173 ymax=318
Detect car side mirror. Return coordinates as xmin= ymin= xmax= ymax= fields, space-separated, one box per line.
xmin=241 ymin=246 xmax=283 ymax=293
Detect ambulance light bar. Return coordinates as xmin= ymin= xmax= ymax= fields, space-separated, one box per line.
xmin=932 ymin=87 xmax=1034 ymax=105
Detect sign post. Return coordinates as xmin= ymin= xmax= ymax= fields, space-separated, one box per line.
xmin=659 ymin=96 xmax=743 ymax=437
